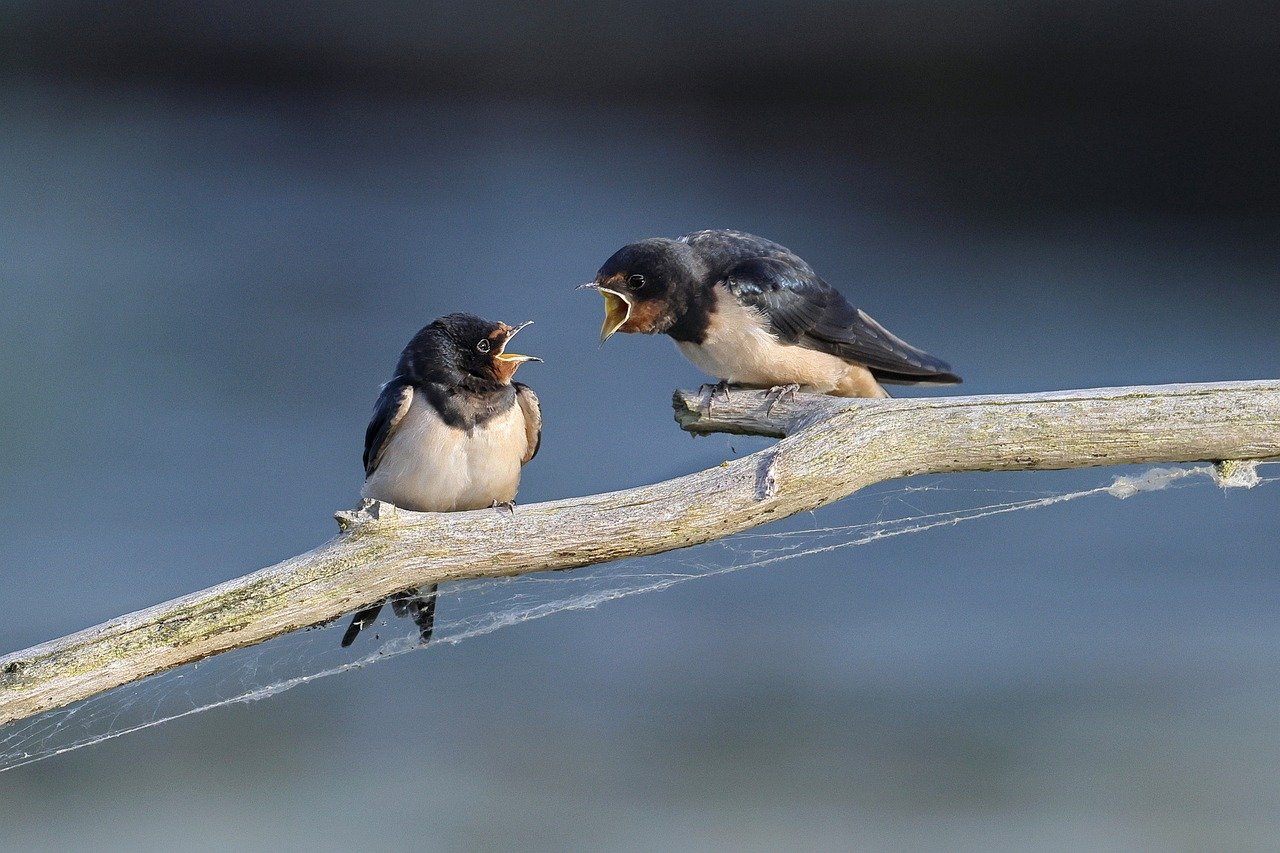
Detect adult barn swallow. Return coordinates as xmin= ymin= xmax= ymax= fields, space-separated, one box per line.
xmin=583 ymin=229 xmax=960 ymax=398
xmin=340 ymin=313 xmax=542 ymax=647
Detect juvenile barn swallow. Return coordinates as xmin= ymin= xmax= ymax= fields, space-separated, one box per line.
xmin=582 ymin=229 xmax=960 ymax=398
xmin=340 ymin=313 xmax=542 ymax=648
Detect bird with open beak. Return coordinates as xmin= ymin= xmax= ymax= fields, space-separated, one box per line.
xmin=341 ymin=313 xmax=542 ymax=647
xmin=581 ymin=229 xmax=960 ymax=399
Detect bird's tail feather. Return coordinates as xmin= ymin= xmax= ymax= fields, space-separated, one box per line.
xmin=340 ymin=585 xmax=439 ymax=647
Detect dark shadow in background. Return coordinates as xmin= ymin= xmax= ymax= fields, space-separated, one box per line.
xmin=5 ymin=0 xmax=1279 ymax=216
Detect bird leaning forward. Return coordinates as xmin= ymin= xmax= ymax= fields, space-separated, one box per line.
xmin=581 ymin=229 xmax=960 ymax=402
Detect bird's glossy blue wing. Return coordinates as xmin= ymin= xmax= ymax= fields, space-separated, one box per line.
xmin=724 ymin=257 xmax=961 ymax=383
xmin=362 ymin=381 xmax=414 ymax=477
xmin=514 ymin=382 xmax=542 ymax=464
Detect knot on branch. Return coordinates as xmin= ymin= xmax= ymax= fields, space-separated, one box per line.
xmin=672 ymin=387 xmax=853 ymax=438
xmin=755 ymin=452 xmax=781 ymax=501
xmin=335 ymin=499 xmax=398 ymax=531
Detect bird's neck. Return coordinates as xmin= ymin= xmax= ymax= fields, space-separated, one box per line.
xmin=665 ymin=281 xmax=715 ymax=343
xmin=457 ymin=373 xmax=510 ymax=398
xmin=421 ymin=378 xmax=515 ymax=430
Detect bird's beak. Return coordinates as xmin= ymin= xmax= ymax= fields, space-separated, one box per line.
xmin=495 ymin=320 xmax=542 ymax=364
xmin=577 ymin=282 xmax=632 ymax=344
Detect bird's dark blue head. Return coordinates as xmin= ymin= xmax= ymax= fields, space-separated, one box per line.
xmin=581 ymin=238 xmax=702 ymax=342
xmin=401 ymin=313 xmax=541 ymax=386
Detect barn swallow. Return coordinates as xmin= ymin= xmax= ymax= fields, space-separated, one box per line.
xmin=340 ymin=313 xmax=542 ymax=648
xmin=581 ymin=229 xmax=960 ymax=399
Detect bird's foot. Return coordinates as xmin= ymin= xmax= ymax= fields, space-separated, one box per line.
xmin=763 ymin=384 xmax=801 ymax=415
xmin=491 ymin=499 xmax=516 ymax=516
xmin=698 ymin=380 xmax=732 ymax=413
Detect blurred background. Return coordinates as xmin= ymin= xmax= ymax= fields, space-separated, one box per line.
xmin=2 ymin=2 xmax=1279 ymax=849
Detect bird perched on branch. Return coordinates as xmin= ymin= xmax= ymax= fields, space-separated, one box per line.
xmin=340 ymin=313 xmax=543 ymax=647
xmin=581 ymin=229 xmax=960 ymax=401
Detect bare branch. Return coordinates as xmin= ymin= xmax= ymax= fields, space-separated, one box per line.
xmin=3 ymin=380 xmax=1278 ymax=727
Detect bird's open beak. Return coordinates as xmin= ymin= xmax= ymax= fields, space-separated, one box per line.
xmin=495 ymin=320 xmax=542 ymax=363
xmin=577 ymin=282 xmax=632 ymax=343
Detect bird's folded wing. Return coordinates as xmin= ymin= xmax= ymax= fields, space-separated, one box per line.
xmin=514 ymin=382 xmax=542 ymax=464
xmin=724 ymin=257 xmax=960 ymax=382
xmin=363 ymin=381 xmax=414 ymax=477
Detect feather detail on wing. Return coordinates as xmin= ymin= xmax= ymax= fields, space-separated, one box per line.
xmin=514 ymin=382 xmax=542 ymax=464
xmin=362 ymin=381 xmax=414 ymax=477
xmin=724 ymin=257 xmax=961 ymax=384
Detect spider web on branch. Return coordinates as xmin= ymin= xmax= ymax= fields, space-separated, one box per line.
xmin=0 ymin=462 xmax=1272 ymax=774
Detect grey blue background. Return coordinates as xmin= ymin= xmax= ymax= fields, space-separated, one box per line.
xmin=2 ymin=3 xmax=1279 ymax=850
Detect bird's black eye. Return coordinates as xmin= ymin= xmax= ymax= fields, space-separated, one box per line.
xmin=476 ymin=339 xmax=491 ymax=353
xmin=627 ymin=274 xmax=646 ymax=290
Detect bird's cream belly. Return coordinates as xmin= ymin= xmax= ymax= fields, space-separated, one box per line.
xmin=674 ymin=293 xmax=848 ymax=392
xmin=676 ymin=335 xmax=853 ymax=392
xmin=362 ymin=395 xmax=524 ymax=512
xmin=674 ymin=287 xmax=888 ymax=397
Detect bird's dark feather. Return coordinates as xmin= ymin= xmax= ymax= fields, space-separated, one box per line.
xmin=724 ymin=256 xmax=961 ymax=383
xmin=362 ymin=381 xmax=414 ymax=477
xmin=681 ymin=229 xmax=815 ymax=275
xmin=514 ymin=382 xmax=542 ymax=464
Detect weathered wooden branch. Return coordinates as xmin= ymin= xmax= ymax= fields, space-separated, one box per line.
xmin=2 ymin=380 xmax=1278 ymax=727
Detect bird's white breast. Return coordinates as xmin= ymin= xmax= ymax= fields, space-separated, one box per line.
xmin=361 ymin=391 xmax=525 ymax=512
xmin=674 ymin=285 xmax=853 ymax=393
